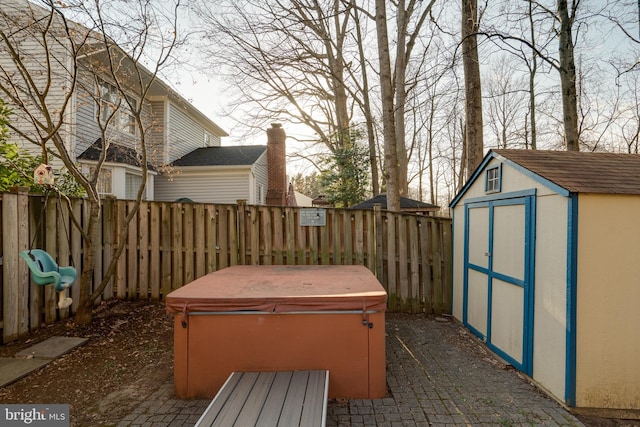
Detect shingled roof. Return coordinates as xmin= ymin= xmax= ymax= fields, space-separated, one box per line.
xmin=78 ymin=138 xmax=156 ymax=171
xmin=172 ymin=145 xmax=267 ymax=167
xmin=350 ymin=194 xmax=439 ymax=212
xmin=493 ymin=149 xmax=640 ymax=194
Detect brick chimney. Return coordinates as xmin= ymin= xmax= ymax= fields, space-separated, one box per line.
xmin=265 ymin=123 xmax=287 ymax=206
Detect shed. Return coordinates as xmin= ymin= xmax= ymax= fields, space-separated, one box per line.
xmin=450 ymin=149 xmax=640 ymax=416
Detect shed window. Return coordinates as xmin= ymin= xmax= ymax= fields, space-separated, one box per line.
xmin=485 ymin=165 xmax=502 ymax=193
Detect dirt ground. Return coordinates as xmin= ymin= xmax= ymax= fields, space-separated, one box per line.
xmin=0 ymin=300 xmax=174 ymax=426
xmin=0 ymin=300 xmax=636 ymax=426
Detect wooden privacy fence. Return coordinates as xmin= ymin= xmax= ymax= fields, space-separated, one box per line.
xmin=0 ymin=190 xmax=452 ymax=343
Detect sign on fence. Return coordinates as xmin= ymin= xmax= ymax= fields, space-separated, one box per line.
xmin=299 ymin=208 xmax=327 ymax=226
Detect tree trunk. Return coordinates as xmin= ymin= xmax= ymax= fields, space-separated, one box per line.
xmin=74 ymin=197 xmax=100 ymax=324
xmin=352 ymin=1 xmax=380 ymax=195
xmin=558 ymin=0 xmax=580 ymax=151
xmin=462 ymin=0 xmax=484 ymax=175
xmin=328 ymin=0 xmax=350 ymax=146
xmin=375 ymin=0 xmax=400 ymax=212
xmin=395 ymin=0 xmax=409 ymax=195
xmin=528 ymin=0 xmax=538 ymax=150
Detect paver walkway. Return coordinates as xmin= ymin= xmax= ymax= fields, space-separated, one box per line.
xmin=118 ymin=314 xmax=583 ymax=426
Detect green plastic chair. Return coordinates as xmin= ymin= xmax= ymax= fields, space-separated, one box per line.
xmin=19 ymin=249 xmax=77 ymax=293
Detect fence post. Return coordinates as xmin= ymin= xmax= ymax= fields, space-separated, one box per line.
xmin=374 ymin=204 xmax=383 ymax=281
xmin=236 ymin=200 xmax=247 ymax=265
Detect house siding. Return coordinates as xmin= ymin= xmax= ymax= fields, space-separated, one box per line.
xmin=0 ymin=1 xmax=73 ymax=157
xmin=253 ymin=151 xmax=268 ymax=205
xmin=154 ymin=169 xmax=252 ymax=204
xmin=166 ymin=101 xmax=221 ymax=163
xmin=149 ymin=100 xmax=166 ymax=167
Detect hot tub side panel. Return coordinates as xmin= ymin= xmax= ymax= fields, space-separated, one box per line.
xmin=173 ymin=312 xmax=385 ymax=400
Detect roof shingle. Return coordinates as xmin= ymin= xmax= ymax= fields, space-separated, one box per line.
xmin=172 ymin=146 xmax=267 ymax=167
xmin=493 ymin=149 xmax=640 ymax=194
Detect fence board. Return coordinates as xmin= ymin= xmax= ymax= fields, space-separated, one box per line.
xmin=194 ymin=204 xmax=206 ymax=278
xmin=102 ymin=198 xmax=114 ymax=300
xmin=28 ymin=195 xmax=42 ymax=331
xmin=127 ymin=202 xmax=138 ymax=300
xmin=420 ymin=217 xmax=433 ymax=313
xmin=408 ymin=216 xmax=420 ymax=313
xmin=205 ymin=205 xmax=217 ymax=273
xmin=44 ymin=196 xmax=57 ymax=323
xmin=2 ymin=192 xmax=20 ymax=341
xmin=139 ymin=202 xmax=149 ymax=299
xmin=160 ymin=203 xmax=171 ymax=298
xmin=1 ymin=194 xmax=453 ymax=342
xmin=149 ymin=203 xmax=160 ymax=299
xmin=249 ymin=205 xmax=260 ymax=265
xmin=398 ymin=216 xmax=409 ymax=311
xmin=261 ymin=207 xmax=273 ymax=265
xmin=183 ymin=204 xmax=194 ymax=286
xmin=386 ymin=212 xmax=397 ymax=311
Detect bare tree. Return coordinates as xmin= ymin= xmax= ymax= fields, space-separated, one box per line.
xmin=194 ymin=1 xmax=357 ymax=153
xmin=462 ymin=0 xmax=484 ymax=175
xmin=374 ymin=0 xmax=400 ymax=211
xmin=484 ymin=56 xmax=528 ymax=149
xmin=0 ymin=0 xmax=181 ymax=324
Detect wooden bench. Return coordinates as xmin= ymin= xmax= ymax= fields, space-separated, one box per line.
xmin=195 ymin=370 xmax=329 ymax=427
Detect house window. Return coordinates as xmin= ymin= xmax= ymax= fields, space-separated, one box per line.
xmin=485 ymin=165 xmax=502 ymax=193
xmin=125 ymin=172 xmax=143 ymax=200
xmin=257 ymin=185 xmax=263 ymax=204
xmin=90 ymin=167 xmax=112 ymax=195
xmin=98 ymin=80 xmax=137 ymax=135
xmin=204 ymin=132 xmax=211 ymax=147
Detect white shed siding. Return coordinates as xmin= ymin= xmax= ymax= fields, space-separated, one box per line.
xmin=453 ymin=156 xmax=568 ymax=404
xmin=532 ymin=193 xmax=568 ymax=400
xmin=154 ymin=169 xmax=252 ymax=204
xmin=166 ymin=102 xmax=221 ymax=163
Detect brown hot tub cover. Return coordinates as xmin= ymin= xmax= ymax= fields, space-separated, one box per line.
xmin=165 ymin=265 xmax=387 ymax=314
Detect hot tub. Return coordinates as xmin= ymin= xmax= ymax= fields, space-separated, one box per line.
xmin=166 ymin=265 xmax=387 ymax=400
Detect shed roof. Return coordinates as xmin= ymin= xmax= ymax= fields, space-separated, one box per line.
xmin=172 ymin=145 xmax=266 ymax=167
xmin=494 ymin=149 xmax=640 ymax=194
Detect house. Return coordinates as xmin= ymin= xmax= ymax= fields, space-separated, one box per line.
xmin=350 ymin=194 xmax=440 ymax=215
xmin=0 ymin=0 xmax=227 ymax=201
xmin=450 ymin=149 xmax=640 ymax=415
xmin=154 ymin=145 xmax=267 ymax=204
xmin=154 ymin=123 xmax=293 ymax=205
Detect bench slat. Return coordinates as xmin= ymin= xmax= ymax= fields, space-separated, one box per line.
xmin=234 ymin=372 xmax=277 ymax=425
xmin=301 ymin=370 xmax=329 ymax=426
xmin=212 ymin=372 xmax=259 ymax=426
xmin=255 ymin=371 xmax=294 ymax=426
xmin=196 ymin=370 xmax=328 ymax=427
xmin=277 ymin=371 xmax=308 ymax=427
xmin=196 ymin=372 xmax=244 ymax=426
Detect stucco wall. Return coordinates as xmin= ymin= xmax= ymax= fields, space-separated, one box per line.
xmin=575 ymin=194 xmax=640 ymax=410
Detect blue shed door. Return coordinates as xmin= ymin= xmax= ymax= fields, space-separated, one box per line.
xmin=463 ymin=196 xmax=535 ymax=375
